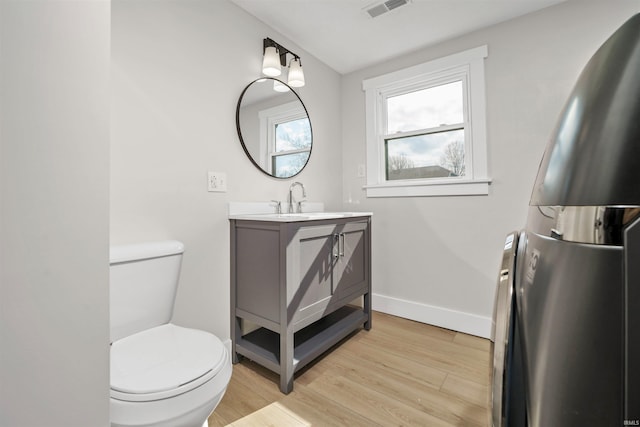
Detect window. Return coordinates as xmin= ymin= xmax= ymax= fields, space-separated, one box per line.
xmin=363 ymin=46 xmax=490 ymax=197
xmin=259 ymin=101 xmax=311 ymax=178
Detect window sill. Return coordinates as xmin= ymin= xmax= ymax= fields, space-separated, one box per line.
xmin=363 ymin=178 xmax=491 ymax=198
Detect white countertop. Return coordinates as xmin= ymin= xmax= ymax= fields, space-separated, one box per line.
xmin=228 ymin=211 xmax=373 ymax=222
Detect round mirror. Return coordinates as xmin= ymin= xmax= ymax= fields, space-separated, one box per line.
xmin=236 ymin=78 xmax=312 ymax=178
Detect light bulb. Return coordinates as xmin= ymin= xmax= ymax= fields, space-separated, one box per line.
xmin=262 ymin=46 xmax=281 ymax=77
xmin=287 ymin=57 xmax=305 ymax=88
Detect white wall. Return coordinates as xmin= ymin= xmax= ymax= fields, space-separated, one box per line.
xmin=0 ymin=1 xmax=111 ymax=426
xmin=341 ymin=0 xmax=640 ymax=338
xmin=111 ymin=0 xmax=342 ymax=340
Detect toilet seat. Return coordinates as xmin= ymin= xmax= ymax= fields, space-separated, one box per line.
xmin=111 ymin=324 xmax=226 ymax=402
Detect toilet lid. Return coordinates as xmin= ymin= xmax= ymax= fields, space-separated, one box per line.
xmin=110 ymin=323 xmax=226 ymax=395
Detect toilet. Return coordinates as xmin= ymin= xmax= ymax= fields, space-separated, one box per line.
xmin=109 ymin=240 xmax=232 ymax=427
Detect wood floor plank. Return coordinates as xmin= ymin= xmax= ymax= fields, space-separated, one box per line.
xmin=440 ymin=372 xmax=489 ymax=408
xmin=308 ymin=373 xmax=455 ymax=427
xmin=323 ymin=349 xmax=488 ymax=426
xmin=338 ymin=336 xmax=449 ymax=389
xmin=372 ymin=311 xmax=457 ymax=343
xmin=453 ymin=331 xmax=491 ymax=351
xmin=209 ymin=311 xmax=491 ymax=427
xmin=278 ymin=383 xmax=375 ymax=427
xmin=367 ymin=324 xmax=490 ymax=365
xmin=230 ymin=359 xmax=283 ymax=400
xmin=354 ymin=329 xmax=490 ymax=385
xmin=229 ymin=402 xmax=309 ymax=427
xmin=355 ymin=315 xmax=490 ymax=364
xmin=292 ymin=350 xmax=352 ymax=388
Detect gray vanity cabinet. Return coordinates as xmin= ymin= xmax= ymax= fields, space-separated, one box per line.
xmin=230 ymin=215 xmax=371 ymax=394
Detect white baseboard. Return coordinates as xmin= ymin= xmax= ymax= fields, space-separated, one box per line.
xmin=372 ymin=293 xmax=492 ymax=339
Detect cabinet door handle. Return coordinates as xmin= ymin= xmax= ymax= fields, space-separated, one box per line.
xmin=333 ymin=233 xmax=340 ymax=259
xmin=339 ymin=233 xmax=345 ymax=258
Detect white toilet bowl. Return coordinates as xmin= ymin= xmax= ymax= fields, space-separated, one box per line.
xmin=109 ymin=241 xmax=232 ymax=427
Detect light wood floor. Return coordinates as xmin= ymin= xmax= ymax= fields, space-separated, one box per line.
xmin=208 ymin=311 xmax=491 ymax=426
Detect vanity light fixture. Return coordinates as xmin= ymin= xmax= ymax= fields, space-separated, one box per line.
xmin=262 ymin=37 xmax=305 ymax=88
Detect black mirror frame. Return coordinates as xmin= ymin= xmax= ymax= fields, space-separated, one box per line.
xmin=235 ymin=77 xmax=313 ymax=179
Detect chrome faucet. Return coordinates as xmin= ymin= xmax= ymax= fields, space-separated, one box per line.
xmin=288 ymin=182 xmax=306 ymax=213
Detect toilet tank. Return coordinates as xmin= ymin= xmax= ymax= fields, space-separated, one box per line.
xmin=110 ymin=240 xmax=185 ymax=343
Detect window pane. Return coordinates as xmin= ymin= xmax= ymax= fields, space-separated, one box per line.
xmin=387 ymin=80 xmax=463 ymax=133
xmin=273 ymin=152 xmax=310 ymax=178
xmin=275 ymin=118 xmax=311 ymax=152
xmin=386 ymin=129 xmax=465 ymax=180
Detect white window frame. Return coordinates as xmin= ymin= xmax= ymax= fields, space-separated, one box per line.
xmin=258 ymin=101 xmax=310 ymax=176
xmin=362 ymin=45 xmax=491 ymax=197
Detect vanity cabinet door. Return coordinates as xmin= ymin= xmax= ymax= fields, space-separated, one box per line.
xmin=334 ymin=221 xmax=369 ymax=300
xmin=289 ymin=224 xmax=337 ymax=326
xmin=289 ymin=220 xmax=370 ymax=328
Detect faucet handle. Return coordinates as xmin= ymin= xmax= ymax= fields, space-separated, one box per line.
xmin=270 ymin=200 xmax=282 ymax=214
xmin=296 ymin=200 xmax=306 ymax=213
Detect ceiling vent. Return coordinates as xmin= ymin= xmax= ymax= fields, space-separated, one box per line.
xmin=364 ymin=0 xmax=411 ymax=19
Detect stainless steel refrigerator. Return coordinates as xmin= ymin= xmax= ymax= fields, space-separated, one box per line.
xmin=491 ymin=13 xmax=640 ymax=427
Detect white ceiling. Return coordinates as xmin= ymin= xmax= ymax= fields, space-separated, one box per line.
xmin=231 ymin=0 xmax=566 ymax=74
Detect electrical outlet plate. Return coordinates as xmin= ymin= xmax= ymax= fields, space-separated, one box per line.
xmin=207 ymin=171 xmax=227 ymax=192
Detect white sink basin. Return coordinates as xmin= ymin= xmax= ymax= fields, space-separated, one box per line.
xmin=277 ymin=212 xmax=347 ymax=219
